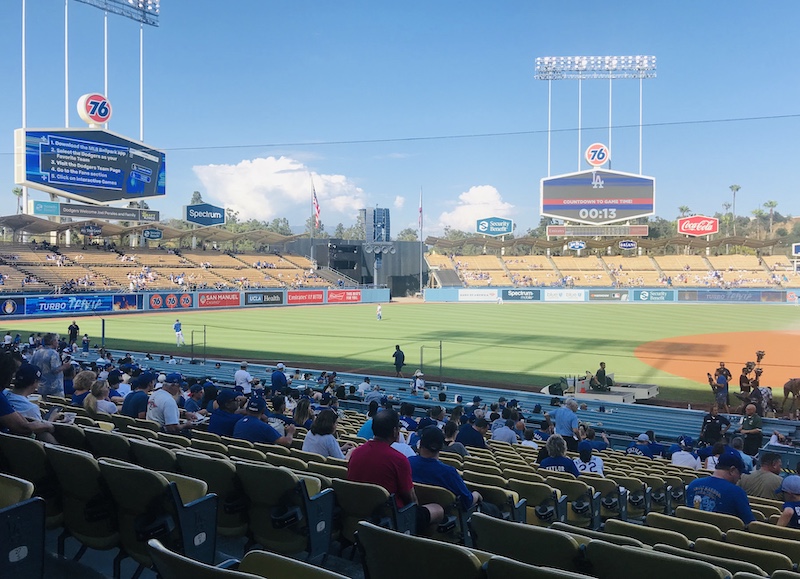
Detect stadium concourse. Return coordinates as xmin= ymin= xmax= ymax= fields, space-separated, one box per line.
xmin=5 ymin=345 xmax=800 ymax=578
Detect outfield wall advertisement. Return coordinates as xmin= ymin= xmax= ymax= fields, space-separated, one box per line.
xmin=198 ymin=292 xmax=241 ymax=308
xmin=244 ymin=291 xmax=284 ymax=306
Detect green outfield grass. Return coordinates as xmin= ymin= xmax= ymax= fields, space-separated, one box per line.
xmin=3 ymin=302 xmax=799 ymax=403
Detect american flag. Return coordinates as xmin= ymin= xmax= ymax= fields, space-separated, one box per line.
xmin=312 ymin=186 xmax=321 ymax=229
xmin=418 ymin=188 xmax=423 ymax=230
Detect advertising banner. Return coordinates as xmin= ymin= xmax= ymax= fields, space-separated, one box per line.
xmin=677 ymin=216 xmax=719 ymax=237
xmin=245 ymin=291 xmax=284 ymax=306
xmin=476 ymin=217 xmax=514 ymax=237
xmin=543 ymin=289 xmax=585 ymax=302
xmin=327 ymin=290 xmax=362 ymax=303
xmin=502 ymin=289 xmax=541 ymax=301
xmin=25 ymin=294 xmax=115 ymax=316
xmin=287 ymin=290 xmax=325 ymax=305
xmin=679 ymin=290 xmax=762 ymax=302
xmin=588 ymin=291 xmax=628 ymax=301
xmin=184 ymin=203 xmax=226 ymax=227
xmin=198 ymin=292 xmax=241 ymax=308
xmin=149 ymin=293 xmax=193 ymax=309
xmin=633 ymin=290 xmax=675 ymax=302
xmin=0 ymin=298 xmax=25 ymax=316
xmin=458 ymin=289 xmax=498 ymax=302
xmin=112 ymin=294 xmax=142 ymax=311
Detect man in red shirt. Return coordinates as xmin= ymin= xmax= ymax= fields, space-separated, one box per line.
xmin=348 ymin=408 xmax=443 ymax=528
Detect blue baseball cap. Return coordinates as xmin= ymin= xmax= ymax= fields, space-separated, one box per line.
xmin=165 ymin=372 xmax=183 ymax=384
xmin=216 ymin=389 xmax=238 ymax=406
xmin=246 ymin=397 xmax=267 ymax=413
xmin=716 ymin=452 xmax=746 ymax=472
xmin=779 ymin=475 xmax=800 ymax=495
xmin=15 ymin=363 xmax=41 ymax=387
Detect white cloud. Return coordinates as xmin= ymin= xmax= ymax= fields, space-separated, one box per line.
xmin=437 ymin=185 xmax=514 ymax=232
xmin=192 ymin=156 xmax=367 ymax=224
xmin=393 ymin=196 xmax=405 ymax=209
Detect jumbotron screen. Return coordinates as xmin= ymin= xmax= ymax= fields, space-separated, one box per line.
xmin=15 ymin=128 xmax=166 ymax=204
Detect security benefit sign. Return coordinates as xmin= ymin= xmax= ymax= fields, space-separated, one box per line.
xmin=476 ymin=217 xmax=514 ymax=237
xmin=540 ymin=169 xmax=655 ymax=225
xmin=184 ymin=203 xmax=225 ymax=227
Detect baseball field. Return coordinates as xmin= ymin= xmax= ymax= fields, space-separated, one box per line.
xmin=2 ymin=301 xmax=799 ymax=404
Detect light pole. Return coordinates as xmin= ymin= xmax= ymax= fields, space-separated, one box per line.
xmin=535 ymin=55 xmax=656 ymax=174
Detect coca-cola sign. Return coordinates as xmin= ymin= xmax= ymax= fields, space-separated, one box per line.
xmin=678 ymin=215 xmax=719 ymax=237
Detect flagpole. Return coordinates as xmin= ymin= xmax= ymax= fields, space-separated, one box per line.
xmin=419 ymin=187 xmax=423 ymax=296
xmin=309 ymin=175 xmax=315 ymax=264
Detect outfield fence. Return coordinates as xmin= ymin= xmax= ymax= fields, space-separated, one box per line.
xmin=0 ymin=287 xmax=391 ymax=319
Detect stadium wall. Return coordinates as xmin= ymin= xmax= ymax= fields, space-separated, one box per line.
xmin=424 ymin=287 xmax=797 ymax=304
xmin=0 ymin=288 xmax=390 ymax=319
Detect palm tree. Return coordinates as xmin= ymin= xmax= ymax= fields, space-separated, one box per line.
xmin=751 ymin=209 xmax=766 ymax=240
xmin=763 ymin=200 xmax=778 ymax=238
xmin=11 ymin=187 xmax=22 ymax=214
xmin=722 ymin=202 xmax=732 ymax=236
xmin=729 ymin=185 xmax=741 ymax=235
xmin=678 ymin=205 xmax=691 ymax=218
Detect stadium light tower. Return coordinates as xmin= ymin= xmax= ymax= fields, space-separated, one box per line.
xmin=535 ymin=55 xmax=656 ymax=174
xmin=74 ymin=0 xmax=161 ymax=140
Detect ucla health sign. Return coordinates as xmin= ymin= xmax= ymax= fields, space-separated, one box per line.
xmin=184 ymin=203 xmax=225 ymax=226
xmin=476 ymin=217 xmax=513 ymax=237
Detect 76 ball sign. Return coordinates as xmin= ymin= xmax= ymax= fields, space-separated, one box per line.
xmin=77 ymin=93 xmax=112 ymax=126
xmin=585 ymin=143 xmax=610 ymax=168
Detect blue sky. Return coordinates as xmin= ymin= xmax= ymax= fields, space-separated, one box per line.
xmin=1 ymin=1 xmax=799 ymax=236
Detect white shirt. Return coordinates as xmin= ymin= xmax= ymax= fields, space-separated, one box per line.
xmin=357 ymin=381 xmax=371 ymax=394
xmin=234 ymin=369 xmax=254 ymax=394
xmin=3 ymin=335 xmax=12 ymax=345
xmin=573 ymin=456 xmax=604 ymax=476
xmin=146 ymin=388 xmax=180 ymax=427
xmin=671 ymin=450 xmax=702 ymax=470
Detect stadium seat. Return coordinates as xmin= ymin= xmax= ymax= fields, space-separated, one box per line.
xmin=463 ymin=482 xmax=526 ymax=523
xmin=307 ymin=461 xmax=348 ymax=480
xmin=356 ymin=521 xmax=485 ymax=579
xmin=290 ymin=447 xmax=328 ymax=464
xmin=468 ymin=512 xmax=584 ymax=572
xmin=0 ymin=432 xmax=63 ymax=528
xmin=235 ymin=461 xmax=334 ymax=561
xmin=159 ymin=432 xmax=192 ymax=447
xmin=544 ymin=476 xmax=601 ymax=530
xmin=747 ymin=520 xmax=800 ymax=541
xmin=505 ymin=479 xmax=566 ymax=526
xmin=413 ymin=482 xmax=476 ymax=546
xmin=264 ymin=453 xmax=308 ymax=470
xmin=174 ymin=450 xmax=248 ymax=538
xmin=83 ymin=428 xmax=133 ymax=461
xmin=725 ymin=529 xmax=800 ymax=566
xmin=98 ymin=458 xmax=218 ymax=577
xmin=584 ymin=539 xmax=728 ymax=579
xmin=330 ymin=478 xmax=417 ymax=555
xmin=227 ymin=446 xmax=267 ymax=462
xmin=147 ymin=538 xmax=348 ymax=579
xmin=646 ymin=511 xmax=724 ymax=542
xmin=129 ymin=438 xmax=179 ymax=472
xmin=580 ymin=475 xmax=628 ymax=522
xmin=190 ymin=438 xmax=230 ymax=455
xmin=613 ymin=474 xmax=651 ymax=521
xmin=693 ymin=537 xmax=794 ymax=575
xmin=51 ymin=422 xmax=88 ymax=450
xmin=549 ymin=521 xmax=644 ymax=547
xmin=604 ymin=518 xmax=692 ymax=549
xmin=44 ymin=444 xmax=120 ymax=562
xmin=0 ymin=472 xmax=45 ymax=579
xmin=483 ymin=556 xmax=595 ymax=579
xmin=675 ymin=505 xmax=746 ymax=533
xmin=653 ymin=543 xmax=767 ymax=577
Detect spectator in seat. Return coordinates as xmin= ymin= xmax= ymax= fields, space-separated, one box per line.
xmin=207 ymin=389 xmax=245 ymax=436
xmin=686 ymin=452 xmax=755 ymax=525
xmin=540 ymin=434 xmax=581 ymax=477
xmin=739 ymin=451 xmax=783 ymax=500
xmin=233 ymin=396 xmax=294 ymax=446
xmin=121 ymin=372 xmax=155 ymax=419
xmin=455 ymin=416 xmax=489 ymax=449
xmin=777 ymin=475 xmax=800 ymax=528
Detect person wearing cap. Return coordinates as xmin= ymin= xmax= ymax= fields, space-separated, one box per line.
xmin=671 ymin=437 xmax=702 ymax=470
xmin=184 ymin=384 xmax=207 ymax=416
xmin=233 ymin=396 xmax=295 ymax=446
xmin=270 ymin=363 xmax=288 ymax=395
xmin=411 ymin=370 xmax=425 ymax=395
xmin=729 ymin=437 xmax=754 ymax=473
xmin=234 ymin=362 xmax=254 ymax=395
xmin=348 ymin=409 xmax=444 ymax=529
xmin=686 ymin=452 xmax=755 ymax=525
xmin=106 ymin=369 xmax=127 ymax=403
xmin=410 ymin=426 xmax=483 ymax=511
xmin=492 ymin=419 xmax=519 ymax=445
xmin=147 ymin=373 xmax=192 ymax=434
xmin=121 ymin=371 xmax=156 ymax=419
xmin=30 ymin=332 xmax=72 ymax=397
xmin=173 ymin=319 xmax=185 ymax=347
xmin=207 ymin=389 xmax=245 ymax=436
xmin=625 ymin=433 xmax=655 ymax=459
xmin=700 ymin=404 xmax=730 ymax=446
xmin=574 ymin=440 xmax=605 ymax=476
xmin=776 ymin=475 xmax=800 ymax=528
xmin=455 ymin=416 xmax=489 ymax=449
xmin=739 ymin=452 xmax=783 ymax=500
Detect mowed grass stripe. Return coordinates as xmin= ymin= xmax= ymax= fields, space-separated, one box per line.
xmin=3 ymin=302 xmax=797 ymax=403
